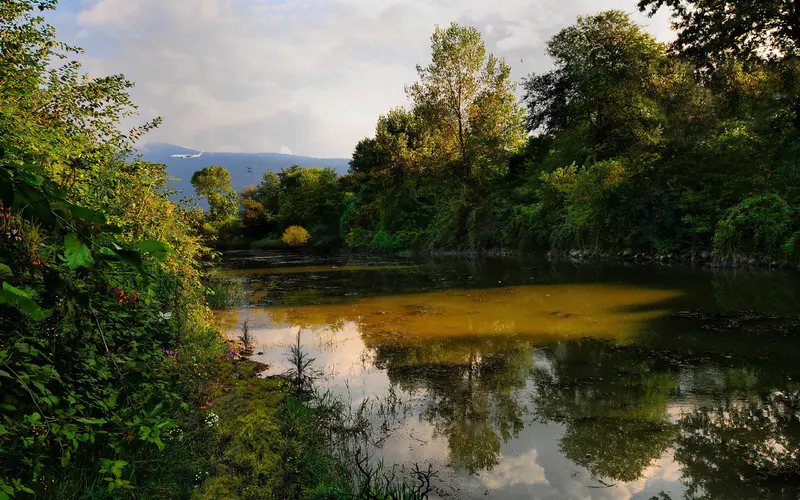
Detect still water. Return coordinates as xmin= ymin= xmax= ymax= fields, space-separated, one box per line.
xmin=215 ymin=250 xmax=800 ymax=499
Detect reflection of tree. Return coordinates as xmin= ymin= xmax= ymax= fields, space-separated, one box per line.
xmin=372 ymin=340 xmax=534 ymax=473
xmin=676 ymin=390 xmax=800 ymax=499
xmin=533 ymin=341 xmax=678 ymax=482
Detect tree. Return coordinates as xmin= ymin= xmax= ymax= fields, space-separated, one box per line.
xmin=191 ymin=166 xmax=238 ymax=222
xmin=522 ymin=11 xmax=667 ymax=159
xmin=276 ymin=165 xmax=342 ymax=231
xmin=407 ymin=23 xmax=525 ymax=187
xmin=638 ymin=0 xmax=800 ymax=130
xmin=239 ymin=185 xmax=266 ymax=222
xmin=638 ymin=0 xmax=800 ymax=68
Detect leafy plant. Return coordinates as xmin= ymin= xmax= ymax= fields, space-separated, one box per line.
xmin=282 ymin=225 xmax=311 ymax=248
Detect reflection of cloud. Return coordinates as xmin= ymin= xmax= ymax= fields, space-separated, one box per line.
xmin=215 ymin=288 xmax=688 ymax=499
xmin=480 ymin=449 xmax=546 ymax=489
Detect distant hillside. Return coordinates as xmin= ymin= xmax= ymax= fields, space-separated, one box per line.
xmin=137 ymin=143 xmax=350 ymax=202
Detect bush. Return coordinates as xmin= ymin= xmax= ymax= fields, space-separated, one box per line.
xmin=345 ymin=228 xmax=373 ymax=249
xmin=714 ymin=194 xmax=797 ymax=258
xmin=282 ymin=226 xmax=311 ymax=247
xmin=250 ymin=237 xmax=285 ymax=250
xmin=0 ymin=155 xmax=218 ymax=497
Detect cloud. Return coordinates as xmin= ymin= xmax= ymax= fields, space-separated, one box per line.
xmin=64 ymin=0 xmax=672 ymax=157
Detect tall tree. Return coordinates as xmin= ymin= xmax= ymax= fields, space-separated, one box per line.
xmin=407 ymin=23 xmax=525 ymax=187
xmin=638 ymin=0 xmax=800 ymax=130
xmin=191 ymin=166 xmax=238 ymax=222
xmin=638 ymin=0 xmax=800 ymax=68
xmin=522 ymin=11 xmax=668 ymax=160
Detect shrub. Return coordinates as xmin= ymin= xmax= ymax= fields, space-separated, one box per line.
xmin=250 ymin=237 xmax=285 ymax=250
xmin=282 ymin=226 xmax=311 ymax=247
xmin=345 ymin=228 xmax=373 ymax=249
xmin=714 ymin=194 xmax=796 ymax=258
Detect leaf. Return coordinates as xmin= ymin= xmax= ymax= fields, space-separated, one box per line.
xmin=64 ymin=233 xmax=94 ymax=269
xmin=2 ymin=282 xmax=32 ymax=299
xmin=69 ymin=204 xmax=107 ymax=225
xmin=136 ymin=240 xmax=170 ymax=260
xmin=13 ymin=182 xmax=55 ymax=227
xmin=116 ymin=249 xmax=144 ymax=274
xmin=0 ymin=284 xmax=49 ymax=321
xmin=99 ymin=247 xmax=118 ymax=258
xmin=0 ymin=264 xmax=12 ymax=283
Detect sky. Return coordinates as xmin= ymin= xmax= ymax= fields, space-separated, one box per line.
xmin=49 ymin=0 xmax=674 ymax=159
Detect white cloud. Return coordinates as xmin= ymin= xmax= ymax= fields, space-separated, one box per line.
xmin=67 ymin=0 xmax=672 ymax=158
xmin=279 ymin=145 xmax=293 ymax=155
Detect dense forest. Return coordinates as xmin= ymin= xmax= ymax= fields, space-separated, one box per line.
xmin=1 ymin=0 xmax=799 ymax=498
xmin=205 ymin=4 xmax=800 ymax=264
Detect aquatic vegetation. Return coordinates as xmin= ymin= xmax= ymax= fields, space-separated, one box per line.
xmin=238 ymin=318 xmax=254 ymax=355
xmin=205 ymin=277 xmax=247 ymax=309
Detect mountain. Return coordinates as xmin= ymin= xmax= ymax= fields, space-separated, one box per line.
xmin=137 ymin=143 xmax=351 ymax=201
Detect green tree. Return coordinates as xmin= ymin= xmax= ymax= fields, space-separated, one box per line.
xmin=407 ymin=22 xmax=525 ymax=188
xmin=639 ymin=0 xmax=800 ymax=130
xmin=0 ymin=1 xmax=216 ymax=496
xmin=191 ymin=166 xmax=238 ymax=222
xmin=522 ymin=11 xmax=667 ymax=160
xmin=638 ymin=0 xmax=800 ymax=68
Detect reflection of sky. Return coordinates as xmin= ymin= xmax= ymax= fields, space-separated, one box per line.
xmin=222 ymin=307 xmax=688 ymax=500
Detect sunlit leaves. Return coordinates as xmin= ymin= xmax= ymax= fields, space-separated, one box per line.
xmin=63 ymin=233 xmax=94 ymax=269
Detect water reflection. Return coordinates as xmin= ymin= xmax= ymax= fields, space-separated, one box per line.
xmin=531 ymin=342 xmax=679 ymax=483
xmin=373 ymin=340 xmax=533 ymax=473
xmin=216 ymin=251 xmax=800 ymax=499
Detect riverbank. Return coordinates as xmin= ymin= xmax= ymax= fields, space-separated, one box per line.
xmin=546 ymin=247 xmax=800 ymax=270
xmin=188 ymin=354 xmax=436 ymax=499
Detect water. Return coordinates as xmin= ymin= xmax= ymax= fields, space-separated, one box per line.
xmin=215 ymin=250 xmax=800 ymax=499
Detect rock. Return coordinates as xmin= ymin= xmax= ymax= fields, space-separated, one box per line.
xmin=700 ymin=251 xmax=711 ymax=259
xmin=623 ymin=249 xmax=633 ymax=257
xmin=748 ymin=258 xmax=758 ymax=266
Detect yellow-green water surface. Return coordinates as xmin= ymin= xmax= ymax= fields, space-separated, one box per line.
xmin=216 ymin=250 xmax=800 ymax=499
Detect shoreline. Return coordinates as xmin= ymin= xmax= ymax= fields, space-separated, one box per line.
xmin=214 ymin=241 xmax=800 ymax=272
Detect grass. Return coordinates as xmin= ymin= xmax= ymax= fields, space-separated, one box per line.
xmin=44 ymin=350 xmax=436 ymax=499
xmin=250 ymin=237 xmax=286 ymax=250
xmin=204 ymin=277 xmax=247 ymax=309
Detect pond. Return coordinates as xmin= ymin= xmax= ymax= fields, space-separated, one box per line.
xmin=214 ymin=250 xmax=800 ymax=499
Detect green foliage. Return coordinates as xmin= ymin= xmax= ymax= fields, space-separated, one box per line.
xmin=523 ymin=11 xmax=667 ymax=159
xmin=191 ymin=166 xmax=239 ymax=223
xmin=714 ymin=194 xmax=798 ymax=258
xmin=407 ymin=22 xmax=525 ymax=188
xmin=0 ymin=1 xmax=218 ymax=496
xmin=204 ymin=278 xmax=247 ymax=309
xmin=638 ymin=0 xmax=800 ymax=69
